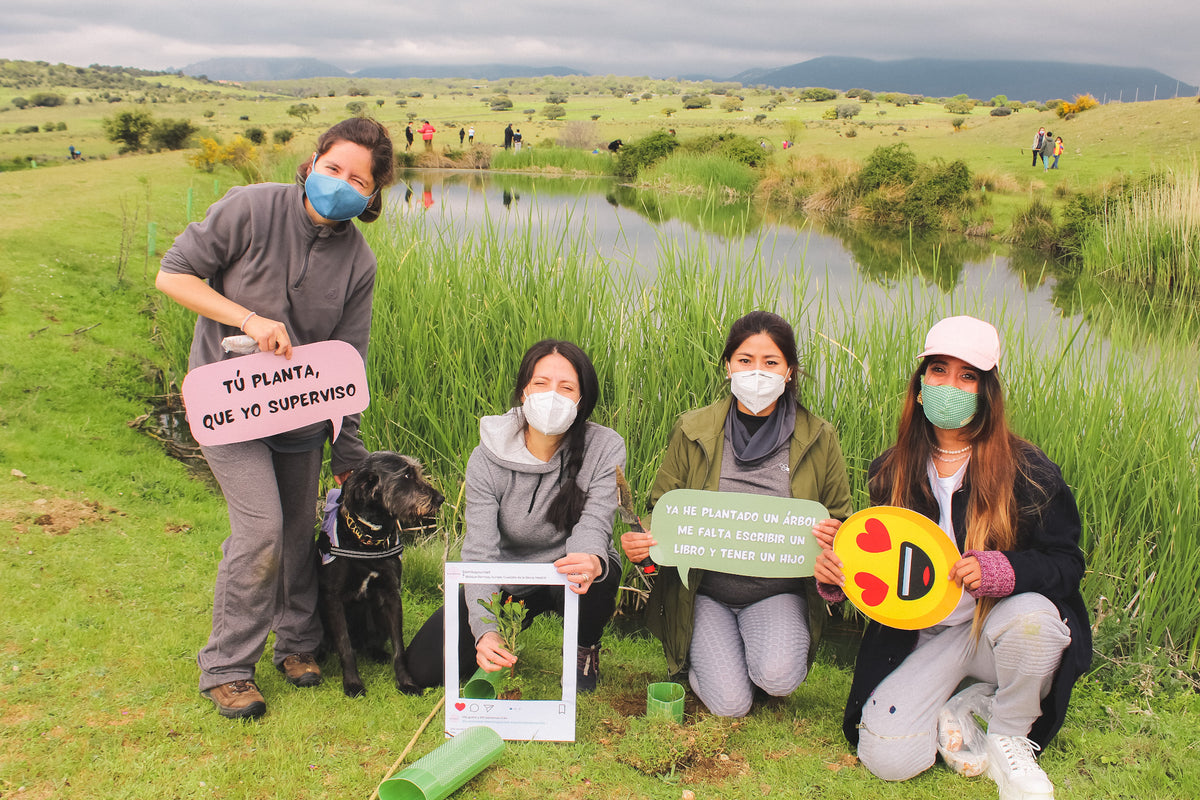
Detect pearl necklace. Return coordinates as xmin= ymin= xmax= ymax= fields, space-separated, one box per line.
xmin=932 ymin=444 xmax=972 ymax=464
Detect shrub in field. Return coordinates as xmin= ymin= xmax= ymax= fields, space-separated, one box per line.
xmin=287 ymin=103 xmax=317 ymax=123
xmin=149 ymin=118 xmax=197 ymax=150
xmin=102 ymin=109 xmax=154 ymax=152
xmin=14 ymin=124 xmax=38 ymax=134
xmin=990 ymin=106 xmax=1014 ymax=116
xmin=244 ymin=126 xmax=266 ymax=145
xmin=951 ymin=116 xmax=966 ymax=131
xmin=188 ymin=136 xmax=260 ymax=181
xmin=29 ymin=91 xmax=66 ymax=107
xmin=11 ymin=96 xmax=29 ymax=109
xmin=720 ymin=96 xmax=743 ymax=112
xmin=542 ymin=104 xmax=566 ymax=120
xmin=944 ymin=99 xmax=974 ymax=114
xmin=801 ymin=87 xmax=838 ymax=101
xmin=856 ymin=142 xmax=918 ymax=193
xmin=614 ymin=130 xmax=678 ymax=179
xmin=1058 ymin=93 xmax=1100 ymax=117
xmin=681 ymin=94 xmax=711 ymax=110
xmin=273 ymin=128 xmax=294 ymax=144
xmin=822 ymin=107 xmax=838 ymax=120
xmin=545 ymin=92 xmax=567 ymax=104
xmin=490 ymin=97 xmax=513 ymax=111
xmin=902 ymin=159 xmax=972 ymax=228
xmin=345 ymin=101 xmax=367 ymax=116
xmin=836 ymin=102 xmax=862 ymax=119
xmin=685 ymin=132 xmax=766 ymax=168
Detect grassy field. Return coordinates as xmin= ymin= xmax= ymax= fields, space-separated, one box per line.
xmin=3 ymin=65 xmax=1200 ymax=799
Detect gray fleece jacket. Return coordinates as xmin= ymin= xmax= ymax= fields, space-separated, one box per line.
xmin=159 ymin=181 xmax=376 ymax=473
xmin=461 ymin=409 xmax=625 ymax=639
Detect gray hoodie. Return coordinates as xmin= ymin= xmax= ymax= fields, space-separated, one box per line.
xmin=461 ymin=409 xmax=625 ymax=639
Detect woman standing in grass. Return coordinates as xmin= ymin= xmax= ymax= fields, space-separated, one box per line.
xmin=407 ymin=339 xmax=625 ymax=692
xmin=621 ymin=311 xmax=852 ymax=717
xmin=815 ymin=316 xmax=1090 ymax=800
xmin=156 ymin=118 xmax=395 ymax=720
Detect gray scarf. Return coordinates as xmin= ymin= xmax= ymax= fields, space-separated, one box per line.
xmin=724 ymin=397 xmax=795 ymax=467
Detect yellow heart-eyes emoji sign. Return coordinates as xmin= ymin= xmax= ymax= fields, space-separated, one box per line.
xmin=833 ymin=506 xmax=963 ymax=630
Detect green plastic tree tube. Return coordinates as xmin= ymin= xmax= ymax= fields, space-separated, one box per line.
xmin=462 ymin=667 xmax=504 ymax=699
xmin=646 ymin=682 xmax=685 ymax=723
xmin=378 ymin=726 xmax=504 ymax=800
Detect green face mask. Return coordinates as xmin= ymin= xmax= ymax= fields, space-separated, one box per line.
xmin=919 ymin=377 xmax=979 ymax=430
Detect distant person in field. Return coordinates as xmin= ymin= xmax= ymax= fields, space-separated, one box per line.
xmin=504 ymin=123 xmax=514 ymax=150
xmin=419 ymin=120 xmax=436 ymax=152
xmin=468 ymin=125 xmax=475 ymax=144
xmin=1031 ymin=127 xmax=1046 ymax=167
xmin=513 ymin=128 xmax=523 ymax=152
xmin=1040 ymin=131 xmax=1054 ymax=171
xmin=607 ymin=139 xmax=622 ymax=152
xmin=405 ymin=124 xmax=414 ymax=151
xmin=459 ymin=127 xmax=465 ymax=145
xmin=1051 ymin=137 xmax=1064 ymax=169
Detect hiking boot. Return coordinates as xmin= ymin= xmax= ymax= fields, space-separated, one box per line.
xmin=278 ymin=653 xmax=322 ymax=687
xmin=984 ymin=733 xmax=1055 ymax=800
xmin=576 ymin=644 xmax=601 ymax=693
xmin=201 ymin=680 xmax=266 ymax=720
xmin=937 ymin=682 xmax=995 ymax=777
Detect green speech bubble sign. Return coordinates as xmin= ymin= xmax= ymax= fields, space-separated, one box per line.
xmin=647 ymin=489 xmax=828 ymax=589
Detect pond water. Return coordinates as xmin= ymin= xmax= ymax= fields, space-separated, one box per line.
xmin=390 ymin=168 xmax=1080 ymax=341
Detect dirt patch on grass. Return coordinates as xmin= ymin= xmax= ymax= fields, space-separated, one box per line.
xmin=0 ymin=481 xmax=123 ymax=536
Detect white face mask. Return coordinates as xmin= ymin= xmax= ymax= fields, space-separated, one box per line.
xmin=729 ymin=369 xmax=788 ymax=415
xmin=522 ymin=390 xmax=579 ymax=436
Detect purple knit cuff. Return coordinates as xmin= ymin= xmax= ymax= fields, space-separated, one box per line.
xmin=816 ymin=581 xmax=847 ymax=604
xmin=965 ymin=549 xmax=1015 ymax=598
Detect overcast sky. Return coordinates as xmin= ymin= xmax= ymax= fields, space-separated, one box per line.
xmin=5 ymin=1 xmax=1197 ymax=86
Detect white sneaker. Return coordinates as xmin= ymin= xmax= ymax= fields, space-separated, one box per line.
xmin=984 ymin=733 xmax=1055 ymax=800
xmin=937 ymin=682 xmax=995 ymax=777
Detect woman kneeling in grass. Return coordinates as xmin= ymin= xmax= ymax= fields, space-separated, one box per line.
xmin=622 ymin=311 xmax=851 ymax=717
xmin=815 ymin=316 xmax=1090 ymax=800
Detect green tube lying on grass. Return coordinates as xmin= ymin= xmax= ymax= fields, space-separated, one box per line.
xmin=378 ymin=725 xmax=504 ymax=800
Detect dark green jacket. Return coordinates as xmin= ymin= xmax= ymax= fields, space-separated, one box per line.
xmin=643 ymin=395 xmax=853 ymax=675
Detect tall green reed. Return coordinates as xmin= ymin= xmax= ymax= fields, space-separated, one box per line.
xmin=1080 ymin=163 xmax=1200 ymax=294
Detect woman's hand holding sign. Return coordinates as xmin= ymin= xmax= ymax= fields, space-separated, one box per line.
xmin=813 ymin=517 xmax=845 ymax=588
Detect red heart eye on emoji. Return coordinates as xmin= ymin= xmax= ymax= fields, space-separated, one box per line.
xmin=857 ymin=517 xmax=891 ymax=553
xmin=854 ymin=572 xmax=889 ymax=607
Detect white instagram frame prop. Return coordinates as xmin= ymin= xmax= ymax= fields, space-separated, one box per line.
xmin=444 ymin=562 xmax=578 ymax=741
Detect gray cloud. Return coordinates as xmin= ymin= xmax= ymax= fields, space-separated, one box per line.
xmin=3 ymin=0 xmax=1196 ymax=86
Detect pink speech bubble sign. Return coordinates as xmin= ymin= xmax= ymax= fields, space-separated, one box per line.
xmin=180 ymin=340 xmax=369 ymax=447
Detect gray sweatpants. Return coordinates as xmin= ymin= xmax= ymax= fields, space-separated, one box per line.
xmin=197 ymin=440 xmax=324 ymax=692
xmin=857 ymin=592 xmax=1071 ymax=781
xmin=688 ymin=592 xmax=810 ymax=717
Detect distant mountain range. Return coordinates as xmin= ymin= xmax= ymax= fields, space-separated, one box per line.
xmin=181 ymin=58 xmax=581 ymax=82
xmin=181 ymin=56 xmax=1198 ymax=102
xmin=731 ymin=57 xmax=1198 ymax=103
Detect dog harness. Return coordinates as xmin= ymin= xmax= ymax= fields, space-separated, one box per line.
xmin=320 ymin=488 xmax=405 ymax=563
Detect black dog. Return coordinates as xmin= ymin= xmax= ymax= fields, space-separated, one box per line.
xmin=317 ymin=451 xmax=443 ymax=697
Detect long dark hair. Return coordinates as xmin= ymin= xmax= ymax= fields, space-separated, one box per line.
xmin=720 ymin=310 xmax=801 ymax=401
xmin=511 ymin=340 xmax=600 ymax=532
xmin=296 ymin=117 xmax=395 ymax=222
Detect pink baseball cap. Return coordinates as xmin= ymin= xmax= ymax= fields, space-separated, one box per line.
xmin=917 ymin=316 xmax=1000 ymax=370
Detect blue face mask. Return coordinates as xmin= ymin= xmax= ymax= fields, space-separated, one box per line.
xmin=304 ymin=156 xmax=373 ymax=221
